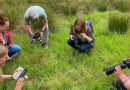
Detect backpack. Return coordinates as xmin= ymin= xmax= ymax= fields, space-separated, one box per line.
xmin=86 ymin=21 xmax=94 ymax=33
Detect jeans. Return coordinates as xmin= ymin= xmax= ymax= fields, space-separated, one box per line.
xmin=67 ymin=39 xmax=93 ymax=53
xmin=8 ymin=44 xmax=21 ymax=57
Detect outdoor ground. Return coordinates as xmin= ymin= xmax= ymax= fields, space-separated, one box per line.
xmin=1 ymin=12 xmax=130 ymax=90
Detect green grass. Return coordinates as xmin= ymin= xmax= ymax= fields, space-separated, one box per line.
xmin=1 ymin=12 xmax=130 ymax=90
xmin=95 ymin=0 xmax=108 ymax=12
xmin=108 ymin=12 xmax=129 ymax=34
xmin=110 ymin=0 xmax=130 ymax=12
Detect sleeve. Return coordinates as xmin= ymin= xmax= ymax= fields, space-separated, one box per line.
xmin=40 ymin=14 xmax=47 ymax=21
xmin=87 ymin=27 xmax=95 ymax=43
xmin=7 ymin=31 xmax=13 ymax=45
xmin=24 ymin=17 xmax=30 ymax=25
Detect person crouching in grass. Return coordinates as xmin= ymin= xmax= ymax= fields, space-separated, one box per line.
xmin=67 ymin=18 xmax=95 ymax=53
xmin=0 ymin=13 xmax=21 ymax=58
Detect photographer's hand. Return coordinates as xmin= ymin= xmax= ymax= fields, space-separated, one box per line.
xmin=14 ymin=77 xmax=24 ymax=90
xmin=81 ymin=33 xmax=92 ymax=42
xmin=115 ymin=66 xmax=130 ymax=90
xmin=115 ymin=65 xmax=124 ymax=76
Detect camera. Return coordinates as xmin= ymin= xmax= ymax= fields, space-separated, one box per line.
xmin=70 ymin=35 xmax=78 ymax=49
xmin=103 ymin=59 xmax=130 ymax=75
xmin=12 ymin=66 xmax=28 ymax=80
xmin=33 ymin=32 xmax=44 ymax=46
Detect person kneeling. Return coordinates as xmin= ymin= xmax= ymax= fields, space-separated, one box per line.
xmin=67 ymin=18 xmax=95 ymax=53
xmin=0 ymin=14 xmax=21 ymax=58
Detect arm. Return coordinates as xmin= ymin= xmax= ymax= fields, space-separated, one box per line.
xmin=1 ymin=75 xmax=12 ymax=80
xmin=25 ymin=17 xmax=34 ymax=36
xmin=115 ymin=65 xmax=130 ymax=90
xmin=41 ymin=19 xmax=48 ymax=32
xmin=81 ymin=33 xmax=92 ymax=43
xmin=14 ymin=77 xmax=24 ymax=90
xmin=26 ymin=25 xmax=34 ymax=36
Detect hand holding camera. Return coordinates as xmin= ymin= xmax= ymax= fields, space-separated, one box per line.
xmin=12 ymin=66 xmax=28 ymax=80
xmin=33 ymin=32 xmax=44 ymax=46
xmin=81 ymin=33 xmax=87 ymax=39
xmin=115 ymin=65 xmax=124 ymax=76
xmin=103 ymin=59 xmax=130 ymax=75
xmin=14 ymin=77 xmax=24 ymax=90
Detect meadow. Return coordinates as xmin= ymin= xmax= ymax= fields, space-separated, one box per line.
xmin=0 ymin=0 xmax=130 ymax=90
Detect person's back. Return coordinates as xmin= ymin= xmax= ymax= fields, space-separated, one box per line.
xmin=24 ymin=6 xmax=47 ymax=22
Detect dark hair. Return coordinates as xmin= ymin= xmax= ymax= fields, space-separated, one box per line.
xmin=0 ymin=16 xmax=5 ymax=25
xmin=0 ymin=12 xmax=7 ymax=26
xmin=72 ymin=18 xmax=88 ymax=35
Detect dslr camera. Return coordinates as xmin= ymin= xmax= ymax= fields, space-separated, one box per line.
xmin=12 ymin=66 xmax=28 ymax=80
xmin=103 ymin=59 xmax=130 ymax=75
xmin=33 ymin=32 xmax=44 ymax=46
xmin=70 ymin=35 xmax=79 ymax=49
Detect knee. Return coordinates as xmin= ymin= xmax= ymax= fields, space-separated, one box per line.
xmin=12 ymin=45 xmax=21 ymax=52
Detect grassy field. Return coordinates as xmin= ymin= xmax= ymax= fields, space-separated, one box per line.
xmin=0 ymin=12 xmax=129 ymax=90
xmin=0 ymin=0 xmax=130 ymax=90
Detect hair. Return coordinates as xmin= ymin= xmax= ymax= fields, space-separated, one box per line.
xmin=0 ymin=45 xmax=8 ymax=59
xmin=0 ymin=11 xmax=5 ymax=17
xmin=0 ymin=12 xmax=7 ymax=26
xmin=72 ymin=18 xmax=88 ymax=35
xmin=0 ymin=46 xmax=7 ymax=82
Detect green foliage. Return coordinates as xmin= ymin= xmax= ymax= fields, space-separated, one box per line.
xmin=95 ymin=0 xmax=108 ymax=12
xmin=110 ymin=0 xmax=130 ymax=12
xmin=0 ymin=0 xmax=130 ymax=89
xmin=63 ymin=2 xmax=77 ymax=16
xmin=1 ymin=12 xmax=130 ymax=90
xmin=108 ymin=12 xmax=129 ymax=34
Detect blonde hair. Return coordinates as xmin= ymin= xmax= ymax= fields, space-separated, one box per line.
xmin=0 ymin=45 xmax=7 ymax=82
xmin=0 ymin=45 xmax=8 ymax=59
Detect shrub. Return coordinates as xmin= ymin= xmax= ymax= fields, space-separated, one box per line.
xmin=110 ymin=0 xmax=130 ymax=12
xmin=62 ymin=1 xmax=77 ymax=16
xmin=96 ymin=0 xmax=108 ymax=12
xmin=45 ymin=8 xmax=57 ymax=32
xmin=108 ymin=12 xmax=129 ymax=34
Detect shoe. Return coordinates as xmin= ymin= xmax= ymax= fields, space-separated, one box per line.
xmin=45 ymin=44 xmax=48 ymax=48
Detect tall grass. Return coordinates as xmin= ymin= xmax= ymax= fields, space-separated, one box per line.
xmin=108 ymin=12 xmax=129 ymax=34
xmin=110 ymin=0 xmax=130 ymax=12
xmin=95 ymin=0 xmax=108 ymax=12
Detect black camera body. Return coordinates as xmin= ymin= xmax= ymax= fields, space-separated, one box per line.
xmin=70 ymin=36 xmax=79 ymax=49
xmin=33 ymin=32 xmax=44 ymax=46
xmin=103 ymin=59 xmax=130 ymax=75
